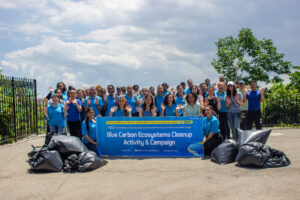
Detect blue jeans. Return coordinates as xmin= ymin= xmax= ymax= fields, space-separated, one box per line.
xmin=85 ymin=142 xmax=99 ymax=156
xmin=49 ymin=125 xmax=64 ymax=134
xmin=227 ymin=112 xmax=240 ymax=139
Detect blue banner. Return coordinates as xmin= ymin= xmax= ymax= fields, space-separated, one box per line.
xmin=96 ymin=117 xmax=203 ymax=157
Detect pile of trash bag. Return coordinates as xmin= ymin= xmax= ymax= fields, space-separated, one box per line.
xmin=210 ymin=129 xmax=290 ymax=168
xmin=28 ymin=135 xmax=107 ymax=173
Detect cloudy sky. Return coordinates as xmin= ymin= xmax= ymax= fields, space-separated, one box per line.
xmin=0 ymin=0 xmax=299 ymax=96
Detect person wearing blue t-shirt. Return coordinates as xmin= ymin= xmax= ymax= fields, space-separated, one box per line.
xmin=138 ymin=94 xmax=157 ymax=117
xmin=43 ymin=94 xmax=66 ymax=133
xmin=110 ymin=96 xmax=132 ymax=117
xmin=65 ymin=89 xmax=82 ymax=138
xmin=155 ymin=85 xmax=165 ymax=116
xmin=185 ymin=79 xmax=193 ymax=95
xmin=104 ymin=85 xmax=116 ymax=116
xmin=162 ymin=82 xmax=170 ymax=96
xmin=82 ymin=108 xmax=99 ymax=155
xmin=125 ymin=85 xmax=140 ymax=117
xmin=83 ymin=87 xmax=102 ymax=117
xmin=161 ymin=94 xmax=179 ymax=116
xmin=175 ymin=85 xmax=185 ymax=116
xmin=205 ymin=79 xmax=211 ymax=87
xmin=203 ymin=105 xmax=223 ymax=155
xmin=242 ymin=80 xmax=265 ymax=130
xmin=215 ymin=81 xmax=230 ymax=139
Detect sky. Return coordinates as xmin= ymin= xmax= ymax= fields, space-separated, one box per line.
xmin=0 ymin=0 xmax=299 ymax=96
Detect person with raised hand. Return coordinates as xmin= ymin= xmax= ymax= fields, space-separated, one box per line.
xmin=183 ymin=93 xmax=202 ymax=117
xmin=82 ymin=108 xmax=101 ymax=155
xmin=65 ymin=89 xmax=82 ymax=138
xmin=215 ymin=81 xmax=230 ymax=139
xmin=175 ymin=85 xmax=185 ymax=116
xmin=125 ymin=85 xmax=140 ymax=117
xmin=161 ymin=94 xmax=178 ymax=116
xmin=110 ymin=96 xmax=132 ymax=117
xmin=204 ymin=86 xmax=221 ymax=117
xmin=104 ymin=85 xmax=116 ymax=116
xmin=225 ymin=81 xmax=243 ymax=139
xmin=83 ymin=87 xmax=102 ymax=117
xmin=242 ymin=80 xmax=265 ymax=130
xmin=43 ymin=94 xmax=66 ymax=134
xmin=138 ymin=94 xmax=157 ymax=117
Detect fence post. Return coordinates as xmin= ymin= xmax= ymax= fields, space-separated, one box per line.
xmin=34 ymin=79 xmax=38 ymax=135
xmin=12 ymin=77 xmax=17 ymax=142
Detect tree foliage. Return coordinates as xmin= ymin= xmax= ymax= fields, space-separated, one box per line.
xmin=211 ymin=28 xmax=292 ymax=84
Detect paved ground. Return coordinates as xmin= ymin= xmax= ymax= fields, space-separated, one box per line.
xmin=0 ymin=129 xmax=299 ymax=200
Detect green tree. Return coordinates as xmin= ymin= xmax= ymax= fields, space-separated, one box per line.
xmin=211 ymin=28 xmax=292 ymax=84
xmin=288 ymin=66 xmax=300 ymax=91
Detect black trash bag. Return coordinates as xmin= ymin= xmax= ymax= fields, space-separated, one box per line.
xmin=63 ymin=154 xmax=79 ymax=173
xmin=27 ymin=145 xmax=63 ymax=172
xmin=263 ymin=148 xmax=291 ymax=168
xmin=45 ymin=132 xmax=67 ymax=146
xmin=237 ymin=129 xmax=271 ymax=147
xmin=77 ymin=151 xmax=107 ymax=172
xmin=211 ymin=139 xmax=239 ymax=164
xmin=236 ymin=142 xmax=271 ymax=168
xmin=48 ymin=135 xmax=88 ymax=156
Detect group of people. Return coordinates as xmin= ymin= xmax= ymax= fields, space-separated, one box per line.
xmin=43 ymin=76 xmax=265 ymax=155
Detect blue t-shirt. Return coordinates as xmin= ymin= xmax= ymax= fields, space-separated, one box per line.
xmin=112 ymin=107 xmax=127 ymax=117
xmin=203 ymin=115 xmax=220 ymax=136
xmin=215 ymin=91 xmax=227 ymax=112
xmin=163 ymin=90 xmax=169 ymax=96
xmin=176 ymin=96 xmax=185 ymax=115
xmin=125 ymin=94 xmax=138 ymax=113
xmin=246 ymin=90 xmax=261 ymax=111
xmin=47 ymin=104 xmax=66 ymax=128
xmin=185 ymin=88 xmax=191 ymax=95
xmin=155 ymin=94 xmax=165 ymax=112
xmin=66 ymin=99 xmax=82 ymax=122
xmin=82 ymin=119 xmax=97 ymax=144
xmin=105 ymin=95 xmax=116 ymax=116
xmin=164 ymin=104 xmax=177 ymax=116
xmin=142 ymin=108 xmax=153 ymax=117
xmin=62 ymin=91 xmax=68 ymax=101
xmin=83 ymin=96 xmax=102 ymax=116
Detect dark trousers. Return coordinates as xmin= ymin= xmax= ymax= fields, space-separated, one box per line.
xmin=247 ymin=110 xmax=262 ymax=130
xmin=240 ymin=110 xmax=248 ymax=130
xmin=85 ymin=142 xmax=99 ymax=156
xmin=219 ymin=112 xmax=230 ymax=139
xmin=67 ymin=121 xmax=82 ymax=138
xmin=204 ymin=134 xmax=223 ymax=155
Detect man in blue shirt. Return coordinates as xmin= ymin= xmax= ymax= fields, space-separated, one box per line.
xmin=242 ymin=80 xmax=265 ymax=130
xmin=215 ymin=81 xmax=230 ymax=139
xmin=185 ymin=79 xmax=193 ymax=95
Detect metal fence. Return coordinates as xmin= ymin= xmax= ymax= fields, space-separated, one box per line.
xmin=262 ymin=94 xmax=300 ymax=127
xmin=0 ymin=75 xmax=39 ymax=144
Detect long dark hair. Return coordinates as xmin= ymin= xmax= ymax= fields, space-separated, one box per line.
xmin=56 ymin=82 xmax=67 ymax=93
xmin=163 ymin=94 xmax=176 ymax=106
xmin=185 ymin=92 xmax=198 ymax=105
xmin=226 ymin=85 xmax=237 ymax=97
xmin=142 ymin=94 xmax=154 ymax=111
xmin=85 ymin=108 xmax=95 ymax=131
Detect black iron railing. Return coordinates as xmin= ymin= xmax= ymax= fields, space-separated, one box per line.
xmin=0 ymin=75 xmax=40 ymax=144
xmin=262 ymin=94 xmax=300 ymax=127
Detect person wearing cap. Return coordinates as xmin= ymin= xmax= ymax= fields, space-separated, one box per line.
xmin=242 ymin=80 xmax=265 ymax=130
xmin=226 ymin=81 xmax=243 ymax=139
